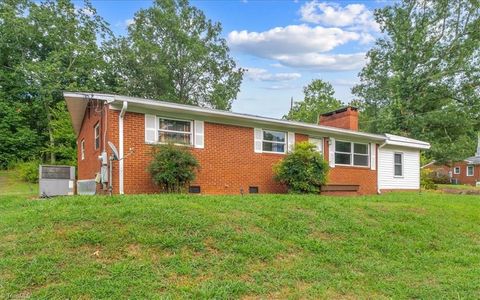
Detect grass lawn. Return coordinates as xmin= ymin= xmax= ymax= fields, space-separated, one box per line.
xmin=1 ymin=191 xmax=479 ymax=299
xmin=0 ymin=170 xmax=37 ymax=197
xmin=438 ymin=184 xmax=480 ymax=190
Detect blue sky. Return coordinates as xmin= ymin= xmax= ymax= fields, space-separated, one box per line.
xmin=80 ymin=0 xmax=389 ymax=118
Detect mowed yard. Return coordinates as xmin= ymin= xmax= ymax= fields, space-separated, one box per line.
xmin=0 ymin=175 xmax=479 ymax=298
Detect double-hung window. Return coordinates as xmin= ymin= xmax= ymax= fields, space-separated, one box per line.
xmin=454 ymin=167 xmax=460 ymax=174
xmin=158 ymin=117 xmax=193 ymax=145
xmin=262 ymin=130 xmax=286 ymax=153
xmin=467 ymin=165 xmax=474 ymax=176
xmin=94 ymin=123 xmax=100 ymax=150
xmin=335 ymin=140 xmax=369 ymax=167
xmin=394 ymin=153 xmax=403 ymax=177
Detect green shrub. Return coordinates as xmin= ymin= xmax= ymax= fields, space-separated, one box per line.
xmin=147 ymin=144 xmax=200 ymax=193
xmin=17 ymin=160 xmax=40 ymax=183
xmin=273 ymin=141 xmax=329 ymax=194
xmin=421 ymin=168 xmax=437 ymax=190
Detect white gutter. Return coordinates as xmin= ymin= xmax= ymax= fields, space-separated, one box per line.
xmin=119 ymin=101 xmax=128 ymax=194
xmin=377 ymin=142 xmax=387 ymax=194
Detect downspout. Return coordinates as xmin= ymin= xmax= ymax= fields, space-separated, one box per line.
xmin=377 ymin=142 xmax=387 ymax=194
xmin=119 ymin=101 xmax=128 ymax=195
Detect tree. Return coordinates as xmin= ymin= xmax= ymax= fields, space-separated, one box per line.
xmin=353 ymin=0 xmax=480 ymax=163
xmin=273 ymin=142 xmax=329 ymax=194
xmin=0 ymin=0 xmax=113 ymax=166
xmin=106 ymin=0 xmax=243 ymax=110
xmin=284 ymin=79 xmax=343 ymax=123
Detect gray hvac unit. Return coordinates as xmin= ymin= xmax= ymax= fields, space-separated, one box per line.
xmin=39 ymin=165 xmax=75 ymax=197
xmin=77 ymin=180 xmax=97 ymax=195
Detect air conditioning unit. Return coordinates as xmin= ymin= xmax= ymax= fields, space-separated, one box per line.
xmin=39 ymin=165 xmax=75 ymax=197
xmin=77 ymin=180 xmax=97 ymax=195
xmin=450 ymin=178 xmax=459 ymax=185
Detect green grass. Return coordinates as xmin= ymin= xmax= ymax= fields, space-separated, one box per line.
xmin=438 ymin=184 xmax=480 ymax=190
xmin=0 ymin=170 xmax=37 ymax=197
xmin=1 ymin=192 xmax=479 ymax=299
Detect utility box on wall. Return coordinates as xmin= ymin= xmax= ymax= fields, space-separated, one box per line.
xmin=39 ymin=165 xmax=75 ymax=197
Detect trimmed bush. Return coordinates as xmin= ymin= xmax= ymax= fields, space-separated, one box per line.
xmin=421 ymin=168 xmax=437 ymax=190
xmin=273 ymin=141 xmax=329 ymax=194
xmin=148 ymin=144 xmax=199 ymax=193
xmin=17 ymin=160 xmax=40 ymax=183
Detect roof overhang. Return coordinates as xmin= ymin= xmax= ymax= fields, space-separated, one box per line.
xmin=63 ymin=92 xmax=431 ymax=150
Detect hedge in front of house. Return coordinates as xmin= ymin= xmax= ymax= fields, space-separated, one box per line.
xmin=274 ymin=141 xmax=329 ymax=194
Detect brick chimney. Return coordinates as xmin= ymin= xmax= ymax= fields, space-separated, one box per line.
xmin=319 ymin=106 xmax=359 ymax=131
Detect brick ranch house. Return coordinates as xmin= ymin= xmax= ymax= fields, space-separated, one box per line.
xmin=423 ymin=135 xmax=480 ymax=186
xmin=64 ymin=92 xmax=430 ymax=195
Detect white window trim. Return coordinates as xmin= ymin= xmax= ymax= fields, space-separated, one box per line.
xmin=94 ymin=122 xmax=100 ymax=150
xmin=334 ymin=140 xmax=370 ymax=167
xmin=261 ymin=129 xmax=287 ymax=154
xmin=394 ymin=152 xmax=404 ymax=178
xmin=157 ymin=116 xmax=194 ymax=146
xmin=467 ymin=165 xmax=474 ymax=177
xmin=453 ymin=167 xmax=460 ymax=175
xmin=81 ymin=139 xmax=85 ymax=160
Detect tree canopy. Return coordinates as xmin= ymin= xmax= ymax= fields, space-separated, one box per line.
xmin=105 ymin=0 xmax=244 ymax=110
xmin=353 ymin=0 xmax=480 ymax=163
xmin=284 ymin=79 xmax=343 ymax=123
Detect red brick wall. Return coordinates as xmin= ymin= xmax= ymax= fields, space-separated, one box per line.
xmin=77 ymin=100 xmax=104 ymax=181
xmin=319 ymin=107 xmax=359 ymax=131
xmin=116 ymin=111 xmax=377 ymax=195
xmin=120 ymin=112 xmax=309 ymax=194
xmin=450 ymin=162 xmax=479 ymax=186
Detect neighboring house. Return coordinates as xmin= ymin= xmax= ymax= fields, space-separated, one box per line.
xmin=423 ymin=136 xmax=480 ymax=186
xmin=65 ymin=92 xmax=430 ymax=195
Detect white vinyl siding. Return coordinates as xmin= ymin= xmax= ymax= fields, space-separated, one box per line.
xmin=378 ymin=146 xmax=420 ymax=190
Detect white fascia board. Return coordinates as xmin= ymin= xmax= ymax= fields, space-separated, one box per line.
xmin=384 ymin=140 xmax=431 ymax=150
xmin=106 ymin=95 xmax=386 ymax=142
xmin=63 ymin=92 xmax=116 ymax=103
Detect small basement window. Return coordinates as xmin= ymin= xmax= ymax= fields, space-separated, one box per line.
xmin=394 ymin=153 xmax=403 ymax=177
xmin=189 ymin=186 xmax=201 ymax=193
xmin=454 ymin=166 xmax=460 ymax=174
xmin=467 ymin=166 xmax=474 ymax=177
xmin=249 ymin=186 xmax=259 ymax=194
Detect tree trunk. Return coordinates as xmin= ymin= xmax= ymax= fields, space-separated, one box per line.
xmin=44 ymin=97 xmax=56 ymax=164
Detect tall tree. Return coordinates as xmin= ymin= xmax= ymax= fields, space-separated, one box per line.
xmin=353 ymin=0 xmax=480 ymax=163
xmin=0 ymin=0 xmax=112 ymax=166
xmin=284 ymin=79 xmax=343 ymax=123
xmin=106 ymin=0 xmax=243 ymax=110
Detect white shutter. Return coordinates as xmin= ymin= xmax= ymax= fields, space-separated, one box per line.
xmin=329 ymin=137 xmax=335 ymax=168
xmin=254 ymin=128 xmax=263 ymax=153
xmin=145 ymin=114 xmax=157 ymax=143
xmin=287 ymin=132 xmax=295 ymax=152
xmin=309 ymin=138 xmax=323 ymax=153
xmin=194 ymin=120 xmax=204 ymax=148
xmin=370 ymin=143 xmax=376 ymax=170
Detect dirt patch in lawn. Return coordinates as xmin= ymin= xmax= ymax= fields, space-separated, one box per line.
xmin=441 ymin=188 xmax=480 ymax=195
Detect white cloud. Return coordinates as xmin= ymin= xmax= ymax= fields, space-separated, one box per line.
xmin=275 ymin=52 xmax=366 ymax=71
xmin=246 ymin=68 xmax=301 ymax=81
xmin=125 ymin=18 xmax=135 ymax=27
xmin=228 ymin=24 xmax=359 ymax=56
xmin=299 ymin=1 xmax=380 ymax=32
